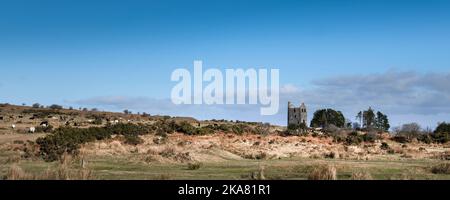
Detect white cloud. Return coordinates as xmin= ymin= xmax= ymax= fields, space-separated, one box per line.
xmin=280 ymin=84 xmax=300 ymax=94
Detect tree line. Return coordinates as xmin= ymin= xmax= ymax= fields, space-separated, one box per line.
xmin=304 ymin=106 xmax=449 ymax=143
xmin=308 ymin=107 xmax=390 ymax=132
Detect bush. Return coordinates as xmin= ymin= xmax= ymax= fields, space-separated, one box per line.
xmin=380 ymin=142 xmax=390 ymax=150
xmin=177 ymin=121 xmax=198 ymax=135
xmin=91 ymin=117 xmax=103 ymax=125
xmin=49 ymin=104 xmax=63 ymax=110
xmin=231 ymin=124 xmax=244 ymax=135
xmin=123 ymin=135 xmax=144 ymax=145
xmin=434 ymin=122 xmax=450 ymax=134
xmin=362 ymin=132 xmax=379 ymax=143
xmin=255 ymin=152 xmax=268 ymax=160
xmin=390 ymin=122 xmax=450 ymax=144
xmin=418 ymin=134 xmax=433 ymax=144
xmin=197 ymin=126 xmax=214 ymax=135
xmin=324 ymin=151 xmax=337 ymax=159
xmin=345 ymin=132 xmax=363 ymax=145
xmin=36 ymin=123 xmax=149 ymax=161
xmin=430 ymin=163 xmax=450 ymax=174
xmin=392 ymin=135 xmax=410 ymax=143
xmin=187 ymin=162 xmax=202 ymax=170
xmin=35 ymin=125 xmax=53 ymax=133
xmin=432 ymin=132 xmax=450 ymax=144
xmin=285 ymin=123 xmax=307 ymax=136
xmin=216 ymin=124 xmax=231 ymax=132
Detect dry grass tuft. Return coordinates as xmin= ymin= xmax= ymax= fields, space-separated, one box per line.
xmin=307 ymin=164 xmax=337 ymax=180
xmin=249 ymin=166 xmax=266 ymax=180
xmin=155 ymin=173 xmax=172 ymax=180
xmin=350 ymin=171 xmax=373 ymax=180
xmin=5 ymin=154 xmax=21 ymax=164
xmin=159 ymin=147 xmax=176 ymax=158
xmin=3 ymin=164 xmax=32 ymax=180
xmin=3 ymin=156 xmax=95 ymax=180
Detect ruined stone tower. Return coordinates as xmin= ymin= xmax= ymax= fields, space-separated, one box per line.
xmin=288 ymin=102 xmax=307 ymax=126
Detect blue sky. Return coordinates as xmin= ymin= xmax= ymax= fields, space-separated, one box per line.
xmin=1 ymin=0 xmax=450 ymax=128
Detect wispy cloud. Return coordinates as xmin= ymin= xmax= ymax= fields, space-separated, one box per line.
xmin=299 ymin=70 xmax=450 ymax=115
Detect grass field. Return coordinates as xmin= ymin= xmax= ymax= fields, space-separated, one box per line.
xmin=1 ymin=151 xmax=449 ymax=180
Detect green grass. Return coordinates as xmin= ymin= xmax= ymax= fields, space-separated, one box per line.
xmin=1 ymin=153 xmax=450 ymax=180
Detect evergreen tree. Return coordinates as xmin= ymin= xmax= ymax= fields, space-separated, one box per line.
xmin=310 ymin=108 xmax=345 ymax=128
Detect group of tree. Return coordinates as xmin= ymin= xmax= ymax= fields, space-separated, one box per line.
xmin=434 ymin=122 xmax=450 ymax=143
xmin=308 ymin=107 xmax=390 ymax=133
xmin=31 ymin=103 xmax=63 ymax=110
xmin=310 ymin=109 xmax=345 ymax=128
xmin=393 ymin=122 xmax=449 ymax=143
xmin=356 ymin=107 xmax=390 ymax=131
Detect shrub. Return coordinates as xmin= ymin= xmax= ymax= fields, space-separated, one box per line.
xmin=330 ymin=133 xmax=346 ymax=143
xmin=216 ymin=124 xmax=231 ymax=132
xmin=91 ymin=117 xmax=103 ymax=125
xmin=380 ymin=142 xmax=390 ymax=150
xmin=176 ymin=121 xmax=198 ymax=135
xmin=187 ymin=162 xmax=202 ymax=170
xmin=418 ymin=134 xmax=433 ymax=144
xmin=324 ymin=151 xmax=337 ymax=159
xmin=285 ymin=123 xmax=308 ymax=136
xmin=152 ymin=127 xmax=167 ymax=143
xmin=36 ymin=123 xmax=150 ymax=161
xmin=432 ymin=132 xmax=450 ymax=144
xmin=197 ymin=126 xmax=214 ymax=135
xmin=392 ymin=135 xmax=410 ymax=143
xmin=430 ymin=163 xmax=450 ymax=174
xmin=345 ymin=132 xmax=363 ymax=145
xmin=35 ymin=125 xmax=53 ymax=133
xmin=49 ymin=104 xmax=63 ymax=110
xmin=362 ymin=132 xmax=379 ymax=142
xmin=255 ymin=152 xmax=268 ymax=160
xmin=231 ymin=124 xmax=244 ymax=135
xmin=308 ymin=164 xmax=337 ymax=180
xmin=390 ymin=122 xmax=450 ymax=144
xmin=106 ymin=123 xmax=150 ymax=136
xmin=123 ymin=135 xmax=144 ymax=145
xmin=434 ymin=122 xmax=450 ymax=134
